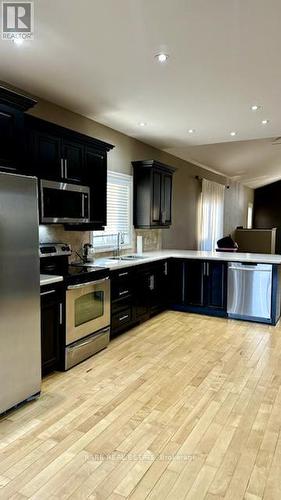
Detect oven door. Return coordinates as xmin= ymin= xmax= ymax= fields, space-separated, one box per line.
xmin=40 ymin=180 xmax=90 ymax=224
xmin=66 ymin=277 xmax=110 ymax=345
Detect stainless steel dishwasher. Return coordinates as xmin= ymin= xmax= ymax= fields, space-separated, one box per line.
xmin=227 ymin=262 xmax=273 ymax=322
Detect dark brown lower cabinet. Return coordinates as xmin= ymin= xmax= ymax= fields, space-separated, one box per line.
xmin=40 ymin=284 xmax=63 ymax=375
xmin=110 ymin=260 xmax=169 ymax=337
xmin=169 ymin=259 xmax=227 ymax=317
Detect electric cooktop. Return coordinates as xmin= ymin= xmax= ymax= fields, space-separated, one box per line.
xmin=40 ymin=243 xmax=109 ymax=286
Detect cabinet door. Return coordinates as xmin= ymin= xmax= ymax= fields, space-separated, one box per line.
xmin=184 ymin=260 xmax=205 ymax=307
xmin=169 ymin=259 xmax=184 ymax=304
xmin=150 ymin=261 xmax=169 ymax=314
xmin=63 ymin=139 xmax=84 ymax=183
xmin=40 ymin=289 xmax=62 ymax=375
xmin=205 ymin=261 xmax=227 ymax=310
xmin=134 ymin=270 xmax=151 ymax=320
xmin=161 ymin=173 xmax=172 ymax=225
xmin=33 ymin=130 xmax=62 ymax=180
xmin=151 ymin=170 xmax=162 ymax=225
xmin=85 ymin=147 xmax=107 ymax=225
xmin=0 ymin=104 xmax=22 ymax=172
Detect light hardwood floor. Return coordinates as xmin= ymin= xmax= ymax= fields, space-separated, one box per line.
xmin=1 ymin=311 xmax=281 ymax=499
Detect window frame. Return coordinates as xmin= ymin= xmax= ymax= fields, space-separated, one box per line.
xmin=92 ymin=170 xmax=133 ymax=252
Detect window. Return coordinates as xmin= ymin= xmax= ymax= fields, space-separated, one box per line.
xmin=198 ymin=179 xmax=225 ymax=251
xmin=247 ymin=202 xmax=253 ymax=229
xmin=92 ymin=171 xmax=133 ymax=251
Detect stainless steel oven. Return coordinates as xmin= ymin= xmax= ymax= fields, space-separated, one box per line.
xmin=65 ymin=277 xmax=110 ymax=369
xmin=40 ymin=179 xmax=90 ymax=224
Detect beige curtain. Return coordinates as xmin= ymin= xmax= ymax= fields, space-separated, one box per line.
xmin=198 ymin=179 xmax=225 ymax=251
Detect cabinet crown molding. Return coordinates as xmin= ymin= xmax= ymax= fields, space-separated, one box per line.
xmin=0 ymin=85 xmax=37 ymax=111
xmin=132 ymin=160 xmax=176 ymax=173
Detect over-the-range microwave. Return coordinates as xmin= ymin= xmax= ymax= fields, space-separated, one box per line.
xmin=40 ymin=179 xmax=90 ymax=224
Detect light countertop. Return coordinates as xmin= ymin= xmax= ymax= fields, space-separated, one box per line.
xmin=40 ymin=274 xmax=63 ymax=286
xmin=94 ymin=249 xmax=281 ymax=270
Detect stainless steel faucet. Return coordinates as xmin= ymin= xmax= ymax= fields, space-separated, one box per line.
xmin=114 ymin=232 xmax=125 ymax=258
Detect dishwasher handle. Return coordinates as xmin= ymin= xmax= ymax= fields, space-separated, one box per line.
xmin=228 ymin=262 xmax=272 ymax=272
xmin=228 ymin=266 xmax=271 ymax=272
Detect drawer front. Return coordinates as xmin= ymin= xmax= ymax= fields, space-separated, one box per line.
xmin=111 ymin=268 xmax=133 ymax=285
xmin=112 ymin=295 xmax=132 ymax=314
xmin=111 ymin=270 xmax=133 ymax=300
xmin=112 ymin=285 xmax=133 ymax=301
xmin=65 ymin=327 xmax=110 ymax=370
xmin=112 ymin=307 xmax=132 ymax=331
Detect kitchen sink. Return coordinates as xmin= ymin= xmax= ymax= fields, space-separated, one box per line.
xmin=109 ymin=255 xmax=147 ymax=261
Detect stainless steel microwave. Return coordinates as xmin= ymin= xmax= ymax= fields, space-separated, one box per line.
xmin=40 ymin=180 xmax=90 ymax=224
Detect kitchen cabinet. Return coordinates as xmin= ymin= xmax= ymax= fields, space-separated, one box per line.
xmin=111 ymin=267 xmax=135 ymax=336
xmin=27 ymin=118 xmax=85 ymax=183
xmin=110 ymin=260 xmax=169 ymax=336
xmin=26 ymin=115 xmax=114 ymax=228
xmin=31 ymin=129 xmax=62 ymax=180
xmin=62 ymin=138 xmax=84 ymax=182
xmin=134 ymin=268 xmax=152 ymax=320
xmin=132 ymin=160 xmax=175 ymax=228
xmin=182 ymin=259 xmax=227 ymax=315
xmin=85 ymin=146 xmax=107 ymax=227
xmin=0 ymin=86 xmax=36 ymax=174
xmin=148 ymin=260 xmax=169 ymax=315
xmin=40 ymin=284 xmax=63 ymax=375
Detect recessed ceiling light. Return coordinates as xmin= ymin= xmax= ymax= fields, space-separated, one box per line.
xmin=262 ymin=119 xmax=269 ymax=125
xmin=251 ymin=104 xmax=261 ymax=111
xmin=155 ymin=53 xmax=169 ymax=63
xmin=138 ymin=122 xmax=147 ymax=127
xmin=188 ymin=129 xmax=195 ymax=134
xmin=13 ymin=39 xmax=24 ymax=46
xmin=230 ymin=131 xmax=237 ymax=136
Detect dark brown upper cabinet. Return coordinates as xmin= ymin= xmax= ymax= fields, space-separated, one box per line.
xmin=26 ymin=117 xmax=86 ymax=184
xmin=0 ymin=86 xmax=36 ymax=174
xmin=132 ymin=160 xmax=176 ymax=228
xmin=85 ymin=146 xmax=107 ymax=227
xmin=25 ymin=115 xmax=114 ymax=228
xmin=26 ymin=115 xmax=113 ymax=185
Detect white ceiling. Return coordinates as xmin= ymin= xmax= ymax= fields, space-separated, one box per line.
xmin=1 ymin=0 xmax=281 ymax=187
xmin=167 ymin=138 xmax=281 ymax=188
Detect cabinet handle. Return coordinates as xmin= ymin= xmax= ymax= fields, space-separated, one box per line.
xmin=60 ymin=158 xmax=64 ymax=179
xmin=182 ymin=263 xmax=185 ymax=302
xmin=82 ymin=194 xmax=85 ymax=218
xmin=206 ymin=262 xmax=209 ymax=276
xmin=119 ymin=314 xmax=129 ymax=322
xmin=149 ymin=275 xmax=155 ymax=291
xmin=59 ymin=303 xmax=63 ymax=325
xmin=118 ymin=272 xmax=128 ymax=277
xmin=119 ymin=290 xmax=129 ymax=296
xmin=64 ymin=159 xmax=68 ymax=179
xmin=40 ymin=289 xmax=56 ymax=296
xmin=203 ymin=262 xmax=207 ymax=276
xmin=164 ymin=262 xmax=168 ymax=276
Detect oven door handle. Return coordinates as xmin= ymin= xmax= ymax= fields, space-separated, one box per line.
xmin=67 ymin=277 xmax=109 ymax=290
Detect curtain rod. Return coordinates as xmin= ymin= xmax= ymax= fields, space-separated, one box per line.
xmin=195 ymin=175 xmax=230 ymax=189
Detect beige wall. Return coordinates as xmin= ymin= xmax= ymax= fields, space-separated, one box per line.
xmin=27 ymin=97 xmax=253 ymax=251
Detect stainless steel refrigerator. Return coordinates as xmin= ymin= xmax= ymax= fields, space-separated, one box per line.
xmin=0 ymin=172 xmax=41 ymax=415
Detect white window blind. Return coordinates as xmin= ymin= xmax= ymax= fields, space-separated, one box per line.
xmin=92 ymin=171 xmax=133 ymax=250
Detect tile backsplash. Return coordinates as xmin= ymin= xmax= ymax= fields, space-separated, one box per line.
xmin=39 ymin=225 xmax=162 ymax=261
